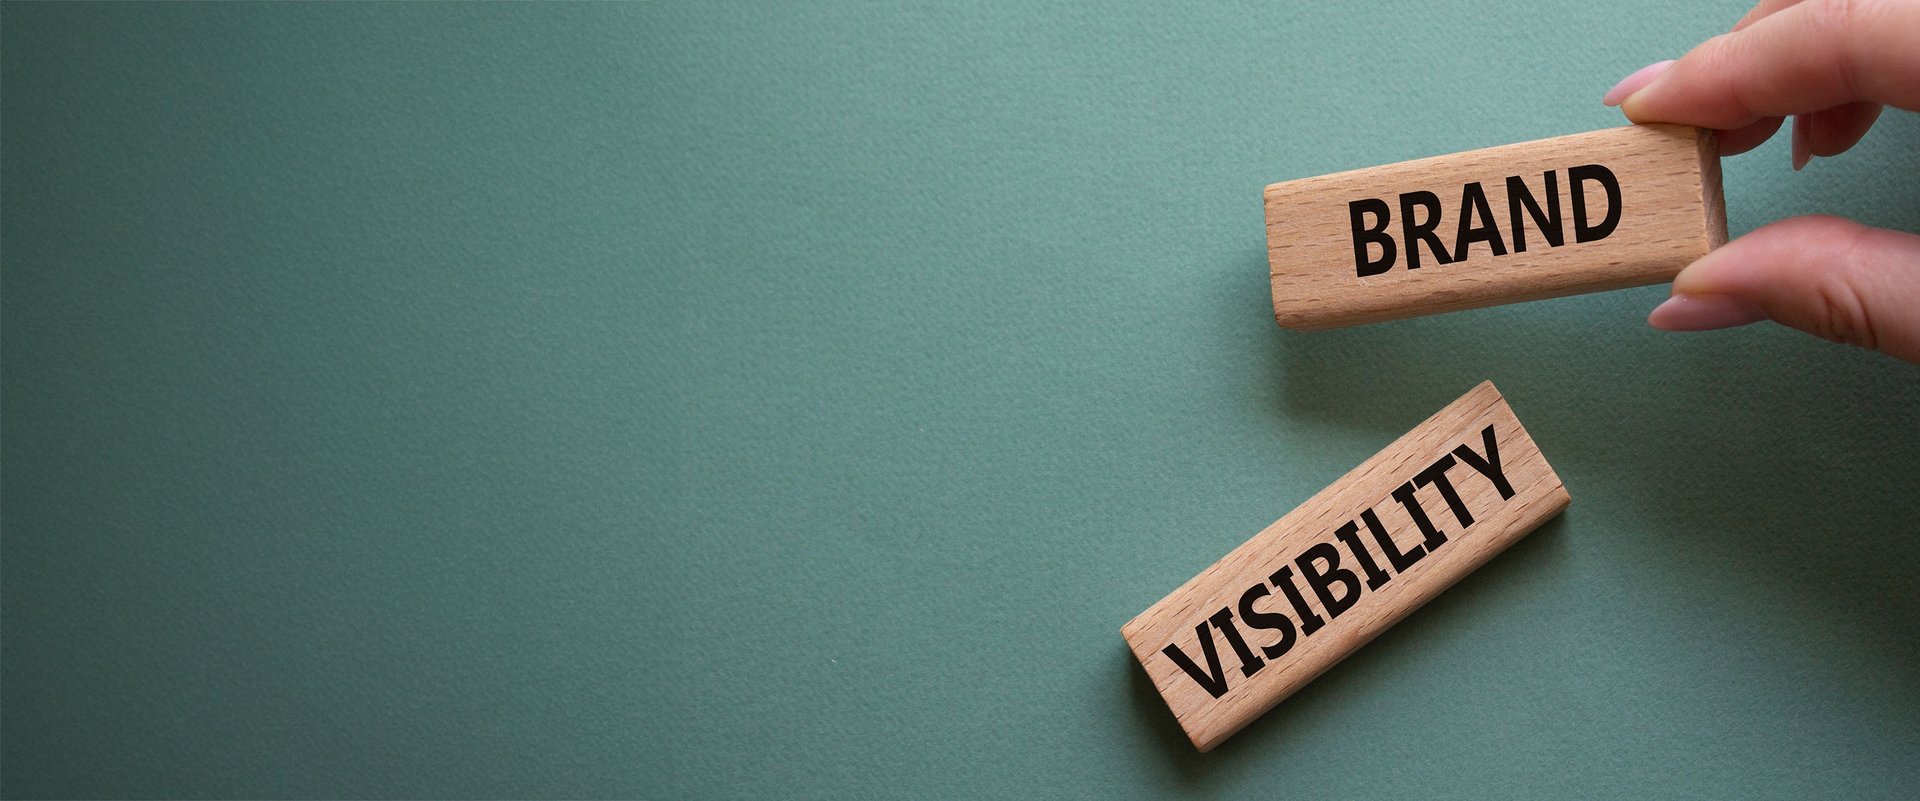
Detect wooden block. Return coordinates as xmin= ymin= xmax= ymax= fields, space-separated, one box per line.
xmin=1265 ymin=124 xmax=1726 ymax=330
xmin=1121 ymin=381 xmax=1569 ymax=752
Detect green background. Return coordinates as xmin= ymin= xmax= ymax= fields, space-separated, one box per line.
xmin=5 ymin=2 xmax=1919 ymax=798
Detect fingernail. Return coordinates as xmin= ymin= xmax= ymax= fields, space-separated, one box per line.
xmin=1648 ymin=293 xmax=1766 ymax=331
xmin=1603 ymin=59 xmax=1675 ymax=106
xmin=1791 ymin=113 xmax=1810 ymax=170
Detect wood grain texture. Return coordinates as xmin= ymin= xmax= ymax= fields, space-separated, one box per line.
xmin=1266 ymin=124 xmax=1726 ymax=330
xmin=1121 ymin=381 xmax=1569 ymax=752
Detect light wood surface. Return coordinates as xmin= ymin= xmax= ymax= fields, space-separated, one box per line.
xmin=1265 ymin=124 xmax=1725 ymax=330
xmin=1121 ymin=381 xmax=1570 ymax=752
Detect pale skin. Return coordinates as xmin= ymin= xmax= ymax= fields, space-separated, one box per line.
xmin=1600 ymin=0 xmax=1920 ymax=364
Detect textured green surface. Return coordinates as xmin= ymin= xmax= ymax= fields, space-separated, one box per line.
xmin=5 ymin=2 xmax=1920 ymax=798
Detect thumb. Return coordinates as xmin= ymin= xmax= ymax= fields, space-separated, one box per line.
xmin=1647 ymin=215 xmax=1920 ymax=364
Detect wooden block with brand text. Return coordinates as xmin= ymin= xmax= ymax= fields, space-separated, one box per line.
xmin=1121 ymin=381 xmax=1569 ymax=752
xmin=1265 ymin=124 xmax=1726 ymax=330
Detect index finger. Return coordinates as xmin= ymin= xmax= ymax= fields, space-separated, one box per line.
xmin=1623 ymin=0 xmax=1920 ymax=129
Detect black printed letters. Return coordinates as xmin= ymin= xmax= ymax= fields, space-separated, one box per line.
xmin=1351 ymin=165 xmax=1621 ymax=277
xmin=1161 ymin=424 xmax=1517 ymax=699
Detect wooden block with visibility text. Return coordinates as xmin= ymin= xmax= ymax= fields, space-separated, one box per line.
xmin=1265 ymin=124 xmax=1726 ymax=330
xmin=1121 ymin=381 xmax=1569 ymax=752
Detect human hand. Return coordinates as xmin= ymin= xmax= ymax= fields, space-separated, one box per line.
xmin=1600 ymin=0 xmax=1920 ymax=363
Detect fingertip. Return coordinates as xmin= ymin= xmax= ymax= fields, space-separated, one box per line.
xmin=1659 ymin=217 xmax=1920 ymax=362
xmin=1603 ymin=60 xmax=1675 ymax=108
xmin=1619 ymin=89 xmax=1665 ymax=125
xmin=1648 ymin=293 xmax=1766 ymax=331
